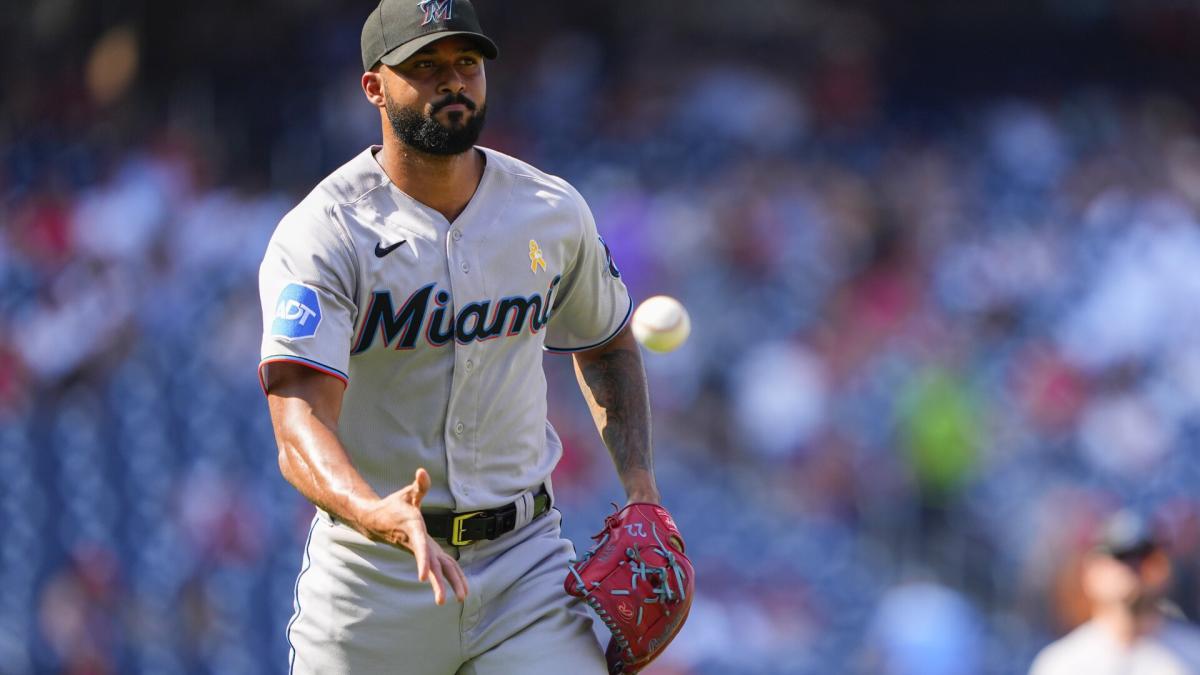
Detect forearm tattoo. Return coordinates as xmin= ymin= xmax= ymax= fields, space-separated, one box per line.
xmin=579 ymin=346 xmax=652 ymax=475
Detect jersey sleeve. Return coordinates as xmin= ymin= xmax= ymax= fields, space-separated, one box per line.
xmin=543 ymin=192 xmax=632 ymax=353
xmin=258 ymin=207 xmax=359 ymax=389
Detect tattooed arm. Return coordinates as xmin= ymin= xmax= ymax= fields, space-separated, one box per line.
xmin=573 ymin=324 xmax=660 ymax=504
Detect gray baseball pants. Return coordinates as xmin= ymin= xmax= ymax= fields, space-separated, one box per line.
xmin=286 ymin=507 xmax=607 ymax=674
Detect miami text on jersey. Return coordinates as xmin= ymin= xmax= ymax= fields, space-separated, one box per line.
xmin=351 ymin=275 xmax=562 ymax=353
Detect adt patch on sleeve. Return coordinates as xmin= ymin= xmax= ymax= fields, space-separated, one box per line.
xmin=272 ymin=283 xmax=323 ymax=340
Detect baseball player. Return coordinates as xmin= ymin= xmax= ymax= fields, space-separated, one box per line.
xmin=1030 ymin=511 xmax=1200 ymax=675
xmin=258 ymin=1 xmax=664 ymax=673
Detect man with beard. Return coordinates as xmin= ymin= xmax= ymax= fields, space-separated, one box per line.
xmin=1030 ymin=511 xmax=1200 ymax=675
xmin=257 ymin=0 xmax=660 ymax=673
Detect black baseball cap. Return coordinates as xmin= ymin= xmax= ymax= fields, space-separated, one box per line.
xmin=361 ymin=0 xmax=499 ymax=72
xmin=1094 ymin=510 xmax=1160 ymax=560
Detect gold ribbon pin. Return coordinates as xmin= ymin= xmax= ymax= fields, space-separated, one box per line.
xmin=529 ymin=239 xmax=546 ymax=273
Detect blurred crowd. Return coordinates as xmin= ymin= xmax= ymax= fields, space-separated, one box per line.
xmin=6 ymin=0 xmax=1200 ymax=673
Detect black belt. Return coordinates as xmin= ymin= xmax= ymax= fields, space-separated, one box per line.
xmin=424 ymin=487 xmax=551 ymax=546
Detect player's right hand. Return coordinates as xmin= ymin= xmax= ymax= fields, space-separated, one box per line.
xmin=357 ymin=468 xmax=469 ymax=605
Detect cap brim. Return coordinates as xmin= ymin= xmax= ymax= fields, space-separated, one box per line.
xmin=379 ymin=31 xmax=499 ymax=67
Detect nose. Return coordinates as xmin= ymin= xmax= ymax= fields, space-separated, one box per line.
xmin=437 ymin=66 xmax=467 ymax=95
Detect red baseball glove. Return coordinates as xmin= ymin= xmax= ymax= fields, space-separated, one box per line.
xmin=565 ymin=503 xmax=694 ymax=674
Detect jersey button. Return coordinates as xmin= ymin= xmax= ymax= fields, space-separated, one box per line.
xmin=452 ymin=229 xmax=463 ymax=241
xmin=465 ymin=359 xmax=474 ymax=373
xmin=461 ymin=261 xmax=470 ymax=273
xmin=454 ymin=421 xmax=465 ymax=435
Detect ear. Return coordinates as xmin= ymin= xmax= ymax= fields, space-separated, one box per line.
xmin=1141 ymin=549 xmax=1173 ymax=591
xmin=362 ymin=70 xmax=387 ymax=109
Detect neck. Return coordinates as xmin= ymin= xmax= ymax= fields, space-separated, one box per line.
xmin=376 ymin=135 xmax=484 ymax=222
xmin=1093 ymin=603 xmax=1163 ymax=646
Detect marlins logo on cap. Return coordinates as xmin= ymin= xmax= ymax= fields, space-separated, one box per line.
xmin=361 ymin=0 xmax=498 ymax=71
xmin=419 ymin=0 xmax=454 ymax=26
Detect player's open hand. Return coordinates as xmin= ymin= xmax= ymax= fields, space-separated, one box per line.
xmin=358 ymin=468 xmax=469 ymax=605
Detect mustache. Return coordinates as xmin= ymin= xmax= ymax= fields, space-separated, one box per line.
xmin=430 ymin=93 xmax=478 ymax=114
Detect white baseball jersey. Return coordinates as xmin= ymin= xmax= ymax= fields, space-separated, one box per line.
xmin=258 ymin=145 xmax=631 ymax=512
xmin=1030 ymin=620 xmax=1200 ymax=675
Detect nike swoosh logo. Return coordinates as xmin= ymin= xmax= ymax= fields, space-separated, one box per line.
xmin=375 ymin=240 xmax=407 ymax=258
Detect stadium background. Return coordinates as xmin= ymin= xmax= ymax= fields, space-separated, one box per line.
xmin=6 ymin=0 xmax=1200 ymax=672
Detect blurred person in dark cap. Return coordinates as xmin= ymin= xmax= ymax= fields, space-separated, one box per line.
xmin=1030 ymin=510 xmax=1200 ymax=675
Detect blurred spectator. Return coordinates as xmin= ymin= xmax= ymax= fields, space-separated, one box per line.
xmin=37 ymin=544 xmax=123 ymax=675
xmin=865 ymin=580 xmax=983 ymax=675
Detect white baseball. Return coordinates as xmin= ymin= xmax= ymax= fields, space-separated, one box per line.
xmin=631 ymin=295 xmax=691 ymax=353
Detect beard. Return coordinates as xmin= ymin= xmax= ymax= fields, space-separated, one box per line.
xmin=386 ymin=93 xmax=487 ymax=156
